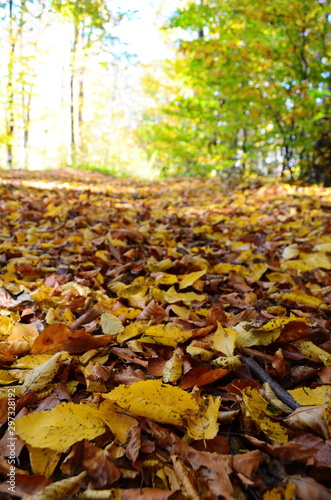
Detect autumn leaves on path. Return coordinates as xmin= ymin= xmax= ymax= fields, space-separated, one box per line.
xmin=1 ymin=170 xmax=331 ymax=499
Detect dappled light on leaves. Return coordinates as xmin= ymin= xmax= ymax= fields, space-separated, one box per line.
xmin=1 ymin=170 xmax=331 ymax=498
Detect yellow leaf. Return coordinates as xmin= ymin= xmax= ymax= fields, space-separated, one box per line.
xmin=297 ymin=341 xmax=331 ymax=366
xmin=242 ymin=387 xmax=288 ymax=445
xmin=288 ymin=386 xmax=331 ymax=406
xmin=248 ymin=263 xmax=268 ymax=281
xmin=155 ymin=273 xmax=178 ymax=285
xmin=11 ymin=354 xmax=56 ymax=369
xmin=111 ymin=307 xmax=141 ymax=319
xmin=103 ymin=379 xmax=199 ymax=426
xmin=314 ymin=242 xmax=331 ymax=252
xmin=281 ymin=252 xmax=331 ymax=271
xmin=83 ymin=228 xmax=96 ymax=241
xmin=263 ymin=482 xmax=296 ymax=500
xmin=15 ymin=402 xmax=106 ymax=451
xmin=28 ymin=471 xmax=87 ymax=500
xmin=0 ymin=316 xmax=14 ymax=335
xmin=212 ymin=355 xmax=242 ymax=370
xmin=282 ymin=291 xmax=327 ymax=309
xmin=117 ymin=321 xmax=148 ymax=344
xmin=171 ymin=305 xmax=189 ymax=319
xmin=186 ymin=346 xmax=213 ymax=361
xmin=100 ymin=313 xmax=124 ymax=335
xmin=179 ymin=270 xmax=206 ymax=290
xmin=282 ymin=244 xmax=299 ymax=260
xmin=147 ymin=257 xmax=173 ymax=272
xmin=113 ymin=277 xmax=148 ymax=298
xmin=9 ymin=323 xmax=39 ymax=342
xmin=163 ymin=286 xmax=205 ymax=304
xmin=98 ymin=400 xmax=138 ymax=444
xmin=95 ymin=250 xmax=111 ymax=262
xmin=266 ymin=272 xmax=295 ymax=285
xmin=62 ymin=281 xmax=90 ymax=297
xmin=139 ymin=323 xmax=192 ymax=347
xmin=0 ymin=370 xmax=17 ymax=384
xmin=163 ymin=348 xmax=183 ymax=383
xmin=21 ymin=352 xmax=64 ymax=394
xmin=213 ymin=322 xmax=237 ymax=356
xmin=213 ymin=263 xmax=248 ymax=276
xmin=234 ymin=322 xmax=282 ymax=348
xmin=28 ymin=445 xmax=61 ymax=477
xmin=186 ymin=395 xmax=220 ymax=440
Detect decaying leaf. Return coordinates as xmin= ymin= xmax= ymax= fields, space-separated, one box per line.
xmin=241 ymin=387 xmax=288 ymax=445
xmin=186 ymin=394 xmax=220 ymax=440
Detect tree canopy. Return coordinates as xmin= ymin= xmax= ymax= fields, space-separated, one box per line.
xmin=138 ymin=0 xmax=331 ymax=182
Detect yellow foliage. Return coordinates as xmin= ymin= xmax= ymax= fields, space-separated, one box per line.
xmin=179 ymin=269 xmax=206 ymax=289
xmin=28 ymin=445 xmax=61 ymax=477
xmin=100 ymin=313 xmax=124 ymax=335
xmin=297 ymin=341 xmax=331 ymax=366
xmin=242 ymin=387 xmax=288 ymax=445
xmin=186 ymin=394 xmax=220 ymax=440
xmin=16 ymin=403 xmax=106 ymax=451
xmin=288 ymin=386 xmax=331 ymax=406
xmin=163 ymin=286 xmax=206 ymax=304
xmin=213 ymin=322 xmax=238 ymax=355
xmin=139 ymin=323 xmax=191 ymax=347
xmin=103 ymin=379 xmax=199 ymax=426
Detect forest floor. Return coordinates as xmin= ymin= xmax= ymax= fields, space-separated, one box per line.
xmin=1 ymin=169 xmax=331 ymax=499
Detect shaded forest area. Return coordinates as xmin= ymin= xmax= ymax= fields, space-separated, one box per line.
xmin=0 ymin=0 xmax=330 ymax=183
xmin=1 ymin=169 xmax=331 ymax=498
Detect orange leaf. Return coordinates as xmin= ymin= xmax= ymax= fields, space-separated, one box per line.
xmin=30 ymin=323 xmax=112 ymax=354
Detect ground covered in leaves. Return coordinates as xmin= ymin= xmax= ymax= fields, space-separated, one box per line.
xmin=1 ymin=169 xmax=331 ymax=500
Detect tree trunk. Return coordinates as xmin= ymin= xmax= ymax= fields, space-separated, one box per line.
xmin=6 ymin=0 xmax=15 ymax=168
xmin=70 ymin=24 xmax=79 ymax=164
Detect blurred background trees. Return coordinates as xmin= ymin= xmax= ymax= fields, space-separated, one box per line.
xmin=138 ymin=0 xmax=331 ymax=184
xmin=0 ymin=0 xmax=330 ymax=183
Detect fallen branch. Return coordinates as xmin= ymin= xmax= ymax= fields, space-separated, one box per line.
xmin=241 ymin=355 xmax=300 ymax=410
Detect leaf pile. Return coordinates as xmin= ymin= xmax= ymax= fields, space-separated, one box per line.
xmin=1 ymin=169 xmax=331 ymax=499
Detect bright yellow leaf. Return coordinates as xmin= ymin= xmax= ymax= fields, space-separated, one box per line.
xmin=28 ymin=445 xmax=61 ymax=477
xmin=0 ymin=370 xmax=17 ymax=384
xmin=163 ymin=286 xmax=205 ymax=304
xmin=297 ymin=341 xmax=331 ymax=366
xmin=103 ymin=379 xmax=199 ymax=426
xmin=98 ymin=400 xmax=138 ymax=444
xmin=155 ymin=273 xmax=178 ymax=285
xmin=179 ymin=269 xmax=206 ymax=289
xmin=282 ymin=291 xmax=328 ymax=309
xmin=213 ymin=322 xmax=237 ymax=356
xmin=139 ymin=323 xmax=192 ymax=347
xmin=288 ymin=386 xmax=331 ymax=406
xmin=242 ymin=387 xmax=288 ymax=445
xmin=117 ymin=321 xmax=148 ymax=344
xmin=186 ymin=395 xmax=220 ymax=440
xmin=15 ymin=402 xmax=106 ymax=451
xmin=163 ymin=348 xmax=183 ymax=383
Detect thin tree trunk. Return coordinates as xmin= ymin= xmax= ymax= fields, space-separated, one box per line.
xmin=6 ymin=0 xmax=15 ymax=168
xmin=70 ymin=24 xmax=79 ymax=164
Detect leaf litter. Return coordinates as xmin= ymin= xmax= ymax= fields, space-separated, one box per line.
xmin=1 ymin=169 xmax=331 ymax=498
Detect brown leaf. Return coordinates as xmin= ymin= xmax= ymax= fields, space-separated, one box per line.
xmin=82 ymin=440 xmax=121 ymax=488
xmin=30 ymin=323 xmax=112 ymax=354
xmin=179 ymin=366 xmax=230 ymax=389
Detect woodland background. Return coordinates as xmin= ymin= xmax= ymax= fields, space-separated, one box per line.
xmin=0 ymin=0 xmax=330 ymax=183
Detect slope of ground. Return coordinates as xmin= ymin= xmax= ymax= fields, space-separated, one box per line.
xmin=0 ymin=170 xmax=331 ymax=499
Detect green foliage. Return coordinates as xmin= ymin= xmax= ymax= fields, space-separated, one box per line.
xmin=137 ymin=0 xmax=330 ymax=181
